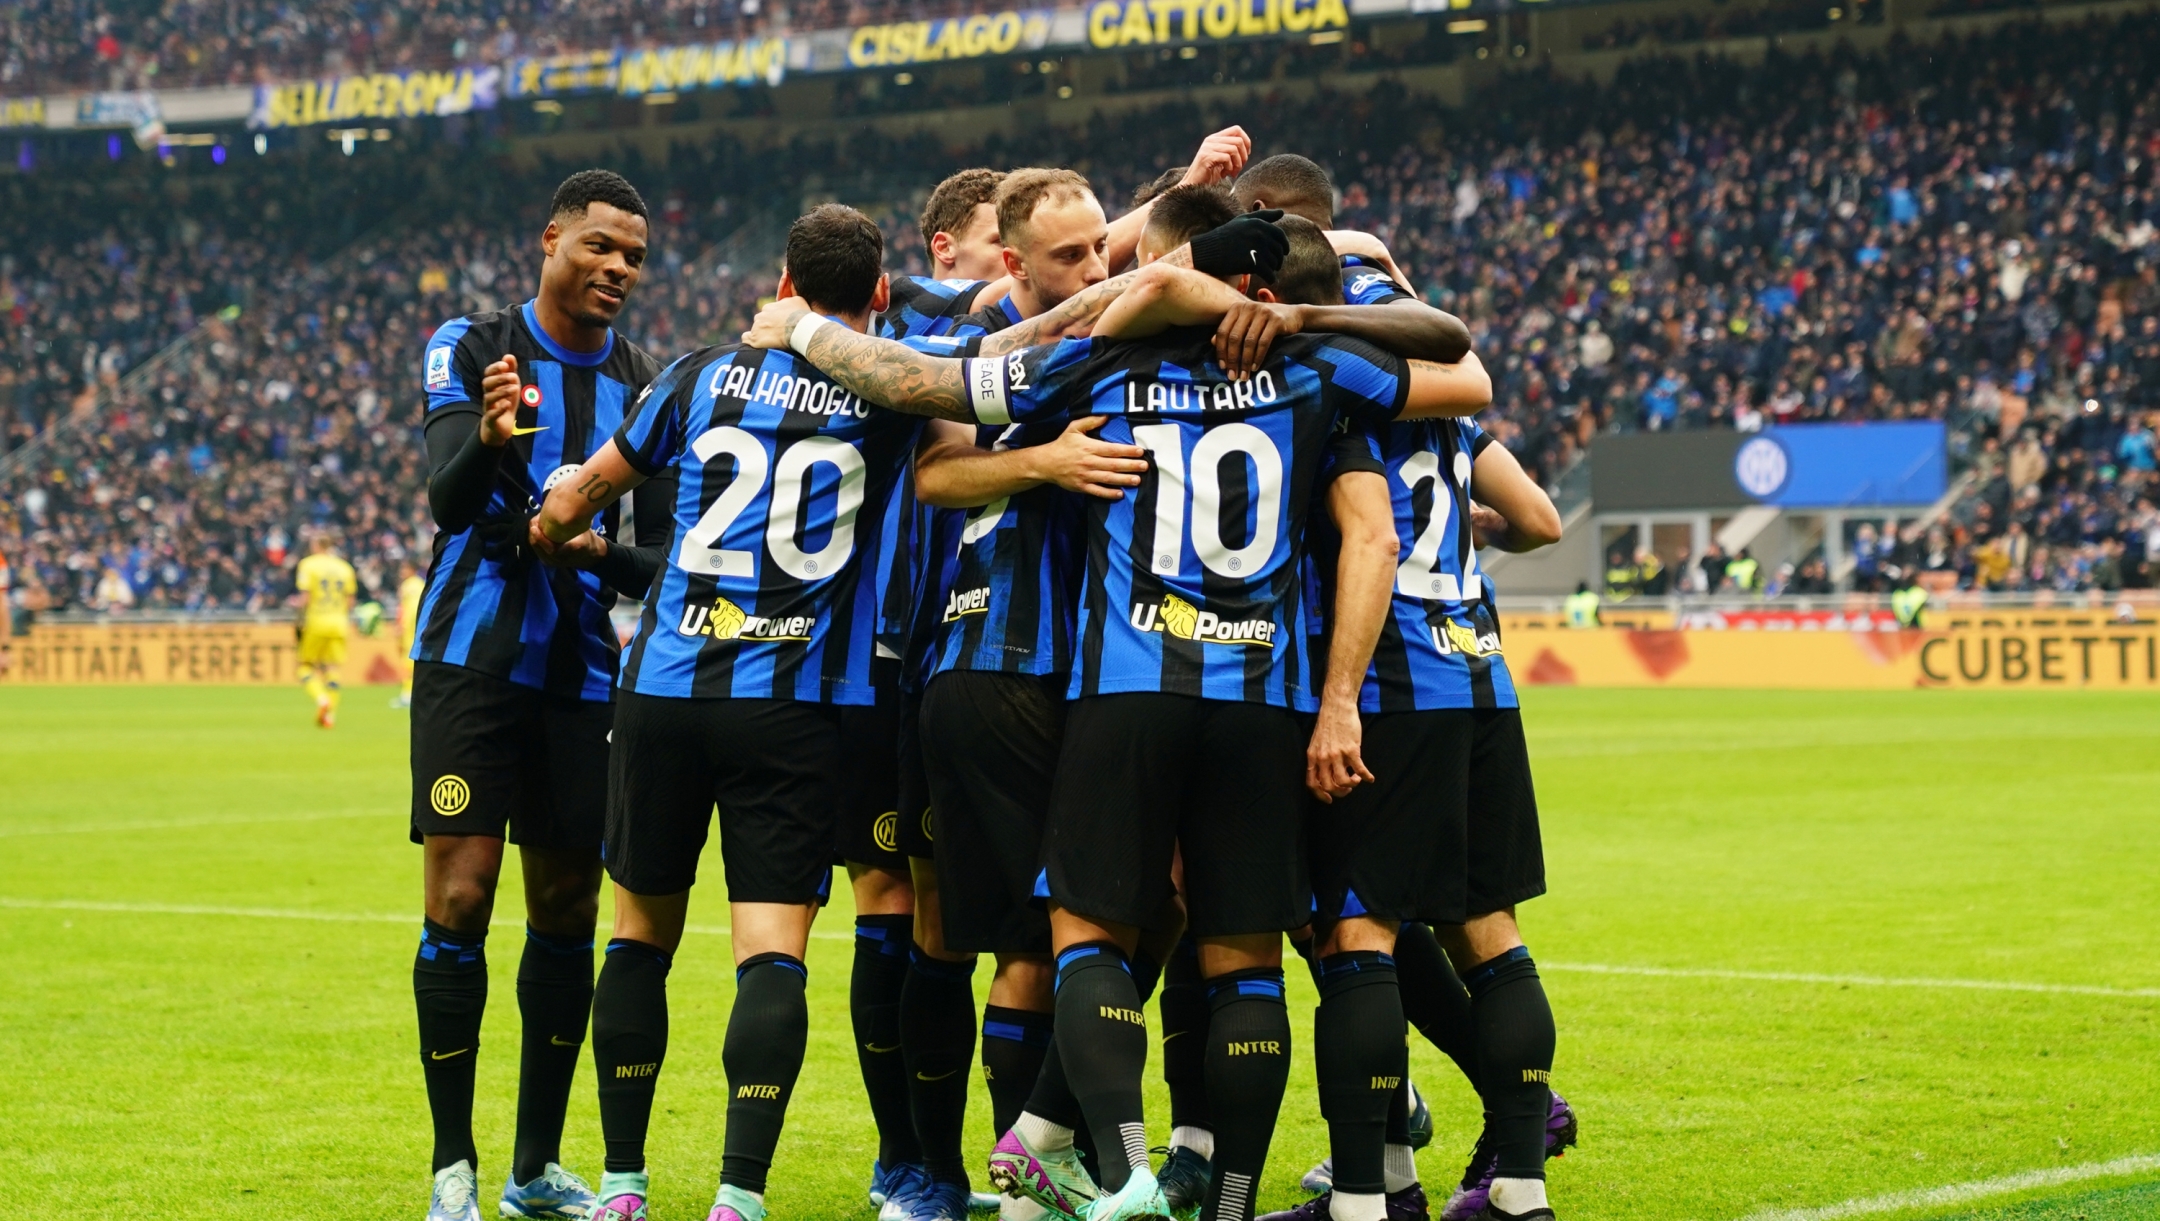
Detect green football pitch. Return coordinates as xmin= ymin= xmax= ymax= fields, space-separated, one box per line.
xmin=2 ymin=685 xmax=2156 ymax=1221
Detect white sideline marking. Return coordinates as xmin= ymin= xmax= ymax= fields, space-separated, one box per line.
xmin=0 ymin=810 xmax=386 ymax=838
xmin=3 ymin=899 xmax=2156 ymax=992
xmin=1736 ymin=1153 xmax=2160 ymax=1220
xmin=0 ymin=897 xmax=854 ymax=939
xmin=1543 ymin=961 xmax=2160 ymax=999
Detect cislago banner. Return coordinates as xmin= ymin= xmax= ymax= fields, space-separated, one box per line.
xmin=1495 ymin=614 xmax=2159 ymax=690
xmin=847 ymin=10 xmax=1054 ymax=66
xmin=4 ymin=623 xmax=409 ymax=686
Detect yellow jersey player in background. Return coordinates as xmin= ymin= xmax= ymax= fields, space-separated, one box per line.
xmin=293 ymin=531 xmax=360 ymax=728
xmin=393 ymin=562 xmax=426 ymax=709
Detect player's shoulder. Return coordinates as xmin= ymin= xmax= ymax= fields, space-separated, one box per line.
xmin=608 ymin=333 xmax=668 ymax=384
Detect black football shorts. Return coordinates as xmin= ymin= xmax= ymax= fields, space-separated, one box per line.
xmin=1310 ymin=707 xmax=1545 ymax=925
xmin=605 ymin=690 xmax=840 ymax=902
xmin=408 ymin=660 xmax=610 ymax=852
xmin=834 ymin=657 xmax=908 ymax=871
xmin=919 ymin=670 xmax=1065 ymax=954
xmin=1044 ymin=692 xmax=1308 ymax=938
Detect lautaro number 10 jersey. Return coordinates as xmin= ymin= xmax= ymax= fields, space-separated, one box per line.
xmin=960 ymin=326 xmax=1411 ymax=710
xmin=612 ymin=339 xmax=921 ymax=702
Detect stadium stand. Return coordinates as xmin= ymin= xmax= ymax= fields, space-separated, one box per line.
xmin=3 ymin=9 xmax=2157 ymax=620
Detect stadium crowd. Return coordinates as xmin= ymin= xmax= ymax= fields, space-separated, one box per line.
xmin=5 ymin=9 xmax=2159 ymax=624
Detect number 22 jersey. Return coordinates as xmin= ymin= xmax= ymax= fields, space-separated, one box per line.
xmin=611 ymin=340 xmax=921 ymax=703
xmin=960 ymin=326 xmax=1411 ymax=711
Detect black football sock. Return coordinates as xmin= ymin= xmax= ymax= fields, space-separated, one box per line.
xmin=1053 ymin=942 xmax=1150 ymax=1193
xmin=512 ymin=926 xmax=595 ymax=1184
xmin=982 ymin=1005 xmax=1055 ymax=1140
xmin=1466 ymin=948 xmax=1555 ymax=1183
xmin=721 ymin=953 xmax=810 ymax=1193
xmin=1314 ymin=953 xmax=1406 ymax=1200
xmin=1159 ymin=938 xmax=1213 ymax=1144
xmin=591 ymin=938 xmax=671 ymax=1174
xmin=902 ymin=947 xmax=979 ymax=1186
xmin=415 ymin=918 xmax=488 ymax=1174
xmin=852 ymin=915 xmax=922 ymax=1167
xmin=1200 ymin=968 xmax=1292 ymax=1221
xmin=1395 ymin=922 xmax=1480 ymax=1087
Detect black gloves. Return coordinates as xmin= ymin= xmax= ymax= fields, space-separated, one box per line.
xmin=472 ymin=510 xmax=536 ymax=565
xmin=1189 ymin=209 xmax=1289 ymax=281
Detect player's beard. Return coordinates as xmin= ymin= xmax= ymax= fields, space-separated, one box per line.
xmin=569 ymin=303 xmax=619 ymax=330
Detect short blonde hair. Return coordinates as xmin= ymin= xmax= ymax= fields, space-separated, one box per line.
xmin=994 ymin=167 xmax=1096 ymax=252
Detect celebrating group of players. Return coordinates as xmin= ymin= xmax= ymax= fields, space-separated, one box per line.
xmin=403 ymin=127 xmax=1574 ymax=1221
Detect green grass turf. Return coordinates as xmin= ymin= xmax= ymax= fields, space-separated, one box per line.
xmin=1 ymin=685 xmax=2157 ymax=1221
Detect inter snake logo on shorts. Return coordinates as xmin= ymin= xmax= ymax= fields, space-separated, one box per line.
xmin=431 ymin=774 xmax=471 ymax=816
xmin=873 ymin=811 xmax=899 ymax=853
xmin=921 ymin=808 xmax=935 ymax=843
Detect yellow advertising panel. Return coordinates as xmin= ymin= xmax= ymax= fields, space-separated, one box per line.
xmin=4 ymin=622 xmax=410 ymax=686
xmin=1085 ymin=0 xmax=1348 ymax=48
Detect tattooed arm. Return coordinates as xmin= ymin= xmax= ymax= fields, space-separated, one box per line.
xmin=1398 ymin=350 xmax=1493 ymax=420
xmin=535 ymin=438 xmax=649 ymax=547
xmin=974 ymin=245 xmax=1195 ymax=355
xmin=745 ymin=298 xmax=987 ymax=421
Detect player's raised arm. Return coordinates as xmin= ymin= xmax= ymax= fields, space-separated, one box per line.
xmin=745 ymin=296 xmax=981 ymax=422
xmin=1468 ymin=436 xmax=1563 ymax=552
xmin=1104 ymin=125 xmax=1252 ymax=271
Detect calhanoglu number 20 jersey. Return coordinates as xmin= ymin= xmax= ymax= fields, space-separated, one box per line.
xmin=1329 ymin=415 xmax=1517 ymax=710
xmin=612 ymin=338 xmax=921 ymax=702
xmin=960 ymin=327 xmax=1411 ymax=711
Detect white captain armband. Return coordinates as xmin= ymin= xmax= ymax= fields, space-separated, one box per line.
xmin=789 ymin=312 xmax=833 ymax=357
xmin=963 ymin=357 xmax=1011 ymax=426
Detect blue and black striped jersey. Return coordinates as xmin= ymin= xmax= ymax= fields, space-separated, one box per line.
xmin=960 ymin=327 xmax=1411 ymax=709
xmin=928 ymin=421 xmax=1088 ymax=680
xmin=611 ymin=339 xmax=921 ymax=702
xmin=1327 ymin=416 xmax=1515 ymax=710
xmin=1341 ymin=256 xmax=1414 ymax=306
xmin=877 ymin=276 xmax=995 ymax=341
xmin=414 ymin=301 xmax=661 ymax=700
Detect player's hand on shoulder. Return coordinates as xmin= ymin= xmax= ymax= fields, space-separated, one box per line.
xmin=1182 ymin=126 xmax=1252 ymax=185
xmin=1031 ymin=416 xmax=1148 ymax=501
xmin=745 ymin=297 xmax=812 ymax=350
xmin=1213 ymin=300 xmax=1302 ymax=381
xmin=478 ymin=354 xmax=521 ymax=447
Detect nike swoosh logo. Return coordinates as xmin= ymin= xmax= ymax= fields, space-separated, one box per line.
xmin=864 ymin=1043 xmax=900 ymax=1053
xmin=1162 ymin=1031 xmax=1186 ymax=1041
xmin=510 ymin=425 xmax=550 ymax=436
xmin=916 ymin=1069 xmax=959 ymax=1081
xmin=429 ymin=1048 xmax=471 ymax=1061
xmin=551 ymin=1036 xmax=580 ymax=1047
